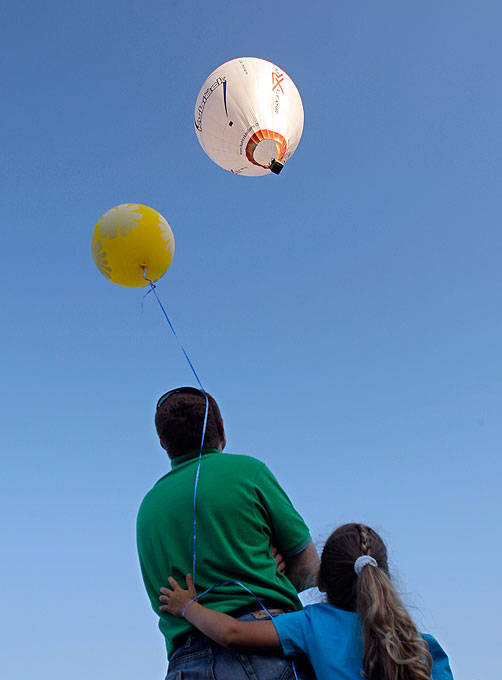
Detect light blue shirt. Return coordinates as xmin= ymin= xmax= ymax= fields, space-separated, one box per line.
xmin=272 ymin=603 xmax=454 ymax=680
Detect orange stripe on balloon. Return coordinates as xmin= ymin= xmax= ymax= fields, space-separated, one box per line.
xmin=245 ymin=129 xmax=287 ymax=168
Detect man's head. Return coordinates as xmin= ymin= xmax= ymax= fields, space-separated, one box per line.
xmin=154 ymin=387 xmax=225 ymax=458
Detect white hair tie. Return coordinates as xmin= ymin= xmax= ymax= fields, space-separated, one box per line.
xmin=354 ymin=555 xmax=378 ymax=575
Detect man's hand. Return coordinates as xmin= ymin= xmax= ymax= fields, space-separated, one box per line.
xmin=271 ymin=546 xmax=286 ymax=573
xmin=159 ymin=574 xmax=197 ymax=617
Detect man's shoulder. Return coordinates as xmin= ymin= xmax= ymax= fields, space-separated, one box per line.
xmin=219 ymin=452 xmax=265 ymax=469
xmin=218 ymin=452 xmax=281 ymax=482
xmin=136 ymin=469 xmax=176 ymax=520
xmin=139 ymin=454 xmax=265 ymax=500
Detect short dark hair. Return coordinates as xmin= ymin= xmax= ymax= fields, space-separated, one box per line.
xmin=154 ymin=389 xmax=223 ymax=457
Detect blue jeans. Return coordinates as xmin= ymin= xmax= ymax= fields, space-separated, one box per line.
xmin=166 ymin=613 xmax=316 ymax=680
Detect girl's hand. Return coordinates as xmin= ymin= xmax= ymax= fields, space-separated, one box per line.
xmin=159 ymin=574 xmax=197 ymax=617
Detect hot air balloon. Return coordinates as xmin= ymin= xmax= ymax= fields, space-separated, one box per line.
xmin=194 ymin=57 xmax=304 ymax=176
xmin=91 ymin=203 xmax=174 ymax=287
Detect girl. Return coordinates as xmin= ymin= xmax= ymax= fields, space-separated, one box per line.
xmin=160 ymin=523 xmax=454 ymax=680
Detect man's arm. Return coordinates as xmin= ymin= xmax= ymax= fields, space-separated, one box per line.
xmin=255 ymin=464 xmax=319 ymax=590
xmin=284 ymin=540 xmax=319 ymax=592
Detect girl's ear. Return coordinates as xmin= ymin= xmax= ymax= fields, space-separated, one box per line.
xmin=317 ymin=570 xmax=326 ymax=592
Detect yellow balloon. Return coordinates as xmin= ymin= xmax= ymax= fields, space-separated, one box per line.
xmin=91 ymin=204 xmax=174 ymax=287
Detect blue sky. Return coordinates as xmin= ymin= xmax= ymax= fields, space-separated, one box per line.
xmin=2 ymin=2 xmax=500 ymax=678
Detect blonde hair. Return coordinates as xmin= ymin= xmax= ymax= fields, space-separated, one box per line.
xmin=319 ymin=523 xmax=433 ymax=680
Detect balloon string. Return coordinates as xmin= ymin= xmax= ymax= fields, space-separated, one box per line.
xmin=182 ymin=580 xmax=299 ymax=680
xmin=182 ymin=580 xmax=272 ymax=618
xmin=141 ymin=274 xmax=298 ymax=680
xmin=142 ymin=271 xmax=208 ymax=595
xmin=141 ymin=276 xmax=204 ymax=392
xmin=192 ymin=399 xmax=208 ymax=593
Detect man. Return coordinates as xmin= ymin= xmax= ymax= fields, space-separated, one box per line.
xmin=137 ymin=387 xmax=319 ymax=678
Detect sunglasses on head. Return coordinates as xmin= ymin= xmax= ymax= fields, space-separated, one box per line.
xmin=156 ymin=386 xmax=206 ymax=411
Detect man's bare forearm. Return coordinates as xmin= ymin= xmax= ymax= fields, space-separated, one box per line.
xmin=284 ymin=540 xmax=320 ymax=592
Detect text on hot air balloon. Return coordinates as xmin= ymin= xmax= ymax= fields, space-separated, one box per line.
xmin=239 ymin=123 xmax=260 ymax=154
xmin=194 ymin=77 xmax=226 ymax=132
xmin=272 ymin=72 xmax=285 ymax=94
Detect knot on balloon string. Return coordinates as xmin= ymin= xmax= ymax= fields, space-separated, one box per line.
xmin=141 ymin=268 xmax=156 ymax=310
xmin=141 ymin=283 xmax=155 ymax=309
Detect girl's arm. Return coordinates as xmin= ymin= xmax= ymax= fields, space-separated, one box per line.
xmin=159 ymin=574 xmax=281 ymax=650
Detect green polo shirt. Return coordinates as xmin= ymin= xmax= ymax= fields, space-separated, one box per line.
xmin=137 ymin=448 xmax=311 ymax=658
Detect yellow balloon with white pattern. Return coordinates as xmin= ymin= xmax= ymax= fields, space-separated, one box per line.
xmin=91 ymin=204 xmax=175 ymax=287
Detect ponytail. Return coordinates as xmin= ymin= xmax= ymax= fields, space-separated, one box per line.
xmin=357 ymin=557 xmax=432 ymax=680
xmin=320 ymin=524 xmax=433 ymax=680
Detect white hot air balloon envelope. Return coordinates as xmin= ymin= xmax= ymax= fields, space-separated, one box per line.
xmin=194 ymin=57 xmax=304 ymax=176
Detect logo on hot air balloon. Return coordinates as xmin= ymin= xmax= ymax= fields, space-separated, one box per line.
xmin=194 ymin=77 xmax=226 ymax=132
xmin=194 ymin=57 xmax=304 ymax=176
xmin=271 ymin=71 xmax=285 ymax=94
